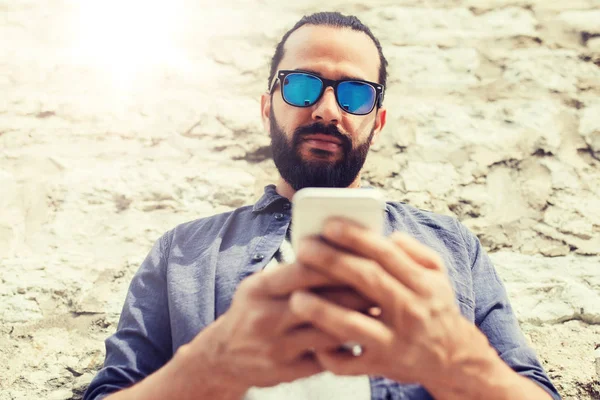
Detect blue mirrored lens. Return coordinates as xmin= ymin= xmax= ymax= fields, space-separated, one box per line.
xmin=282 ymin=73 xmax=323 ymax=107
xmin=337 ymin=81 xmax=376 ymax=115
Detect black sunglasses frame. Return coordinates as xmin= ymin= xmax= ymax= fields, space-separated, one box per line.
xmin=269 ymin=70 xmax=385 ymax=116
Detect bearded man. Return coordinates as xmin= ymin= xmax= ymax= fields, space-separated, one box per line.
xmin=84 ymin=12 xmax=560 ymax=400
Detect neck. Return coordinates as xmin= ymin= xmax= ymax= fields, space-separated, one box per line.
xmin=275 ymin=174 xmax=363 ymax=201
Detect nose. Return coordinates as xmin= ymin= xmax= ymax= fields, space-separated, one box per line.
xmin=311 ymin=87 xmax=341 ymax=124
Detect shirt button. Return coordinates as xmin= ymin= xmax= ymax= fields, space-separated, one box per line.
xmin=252 ymin=253 xmax=265 ymax=262
xmin=274 ymin=213 xmax=284 ymax=221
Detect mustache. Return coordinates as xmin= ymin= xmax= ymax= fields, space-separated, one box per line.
xmin=292 ymin=122 xmax=352 ymax=150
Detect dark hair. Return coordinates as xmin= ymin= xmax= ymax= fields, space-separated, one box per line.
xmin=268 ymin=12 xmax=388 ymax=90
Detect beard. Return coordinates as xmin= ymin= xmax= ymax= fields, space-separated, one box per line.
xmin=269 ymin=106 xmax=375 ymax=191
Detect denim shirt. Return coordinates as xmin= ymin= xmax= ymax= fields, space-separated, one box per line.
xmin=84 ymin=185 xmax=561 ymax=400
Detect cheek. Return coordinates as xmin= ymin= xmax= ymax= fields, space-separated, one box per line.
xmin=274 ymin=101 xmax=312 ymax=131
xmin=345 ymin=116 xmax=375 ymax=145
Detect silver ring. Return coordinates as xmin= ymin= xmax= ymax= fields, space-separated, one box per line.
xmin=350 ymin=344 xmax=363 ymax=357
xmin=342 ymin=341 xmax=363 ymax=357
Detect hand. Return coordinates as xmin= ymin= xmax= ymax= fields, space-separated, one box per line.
xmin=291 ymin=219 xmax=494 ymax=389
xmin=182 ymin=260 xmax=373 ymax=393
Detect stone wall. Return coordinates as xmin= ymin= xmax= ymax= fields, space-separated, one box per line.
xmin=1 ymin=1 xmax=599 ymax=399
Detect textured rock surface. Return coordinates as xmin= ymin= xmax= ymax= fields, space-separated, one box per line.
xmin=1 ymin=1 xmax=599 ymax=399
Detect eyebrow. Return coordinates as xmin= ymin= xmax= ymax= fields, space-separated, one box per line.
xmin=294 ymin=68 xmax=367 ymax=82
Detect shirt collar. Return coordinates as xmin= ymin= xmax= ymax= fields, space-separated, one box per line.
xmin=251 ymin=183 xmax=383 ymax=214
xmin=252 ymin=184 xmax=289 ymax=213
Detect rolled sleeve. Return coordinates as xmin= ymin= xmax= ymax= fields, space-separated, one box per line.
xmin=84 ymin=234 xmax=173 ymax=400
xmin=459 ymin=222 xmax=561 ymax=400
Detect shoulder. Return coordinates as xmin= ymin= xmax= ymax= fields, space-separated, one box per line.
xmin=161 ymin=205 xmax=255 ymax=254
xmin=385 ymin=201 xmax=457 ymax=228
xmin=385 ymin=201 xmax=483 ymax=312
xmin=385 ymin=201 xmax=464 ymax=238
xmin=384 ymin=200 xmax=478 ymax=265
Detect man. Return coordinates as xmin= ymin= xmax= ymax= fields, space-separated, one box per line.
xmin=84 ymin=12 xmax=561 ymax=400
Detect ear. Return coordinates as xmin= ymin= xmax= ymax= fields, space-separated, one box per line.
xmin=261 ymin=92 xmax=272 ymax=134
xmin=370 ymin=107 xmax=387 ymax=145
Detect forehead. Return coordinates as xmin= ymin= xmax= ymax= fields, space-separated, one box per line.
xmin=278 ymin=24 xmax=380 ymax=82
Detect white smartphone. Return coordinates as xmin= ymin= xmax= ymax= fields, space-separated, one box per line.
xmin=291 ymin=187 xmax=386 ymax=356
xmin=291 ymin=187 xmax=386 ymax=253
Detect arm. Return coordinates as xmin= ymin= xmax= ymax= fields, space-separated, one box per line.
xmin=424 ymin=318 xmax=556 ymax=400
xmin=103 ymin=319 xmax=247 ymax=400
xmin=83 ymin=234 xmax=260 ymax=400
xmin=83 ymin=235 xmax=179 ymax=399
xmin=85 ymin=235 xmax=248 ymax=400
xmin=433 ymin=221 xmax=561 ymax=400
xmin=85 ymin=232 xmax=352 ymax=400
xmin=290 ymin=218 xmax=560 ymax=400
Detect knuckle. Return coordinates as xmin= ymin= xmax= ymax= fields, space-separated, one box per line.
xmin=405 ymin=304 xmax=428 ymax=325
xmin=341 ymin=228 xmax=358 ymax=245
xmin=417 ymin=272 xmax=436 ymax=297
xmin=327 ymin=255 xmax=346 ymax=274
xmin=298 ymin=264 xmax=327 ymax=285
xmin=430 ymin=253 xmax=445 ymax=270
xmin=375 ymin=241 xmax=397 ymax=261
xmin=247 ymin=308 xmax=269 ymax=328
xmin=360 ymin=261 xmax=386 ymax=291
xmin=298 ymin=298 xmax=326 ymax=322
xmin=307 ymin=303 xmax=326 ymax=321
xmin=321 ymin=247 xmax=340 ymax=268
xmin=295 ymin=245 xmax=312 ymax=264
xmin=290 ymin=262 xmax=308 ymax=281
xmin=428 ymin=298 xmax=447 ymax=318
xmin=239 ymin=274 xmax=262 ymax=295
xmin=389 ymin=231 xmax=409 ymax=248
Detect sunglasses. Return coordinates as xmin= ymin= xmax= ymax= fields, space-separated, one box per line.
xmin=269 ymin=70 xmax=384 ymax=116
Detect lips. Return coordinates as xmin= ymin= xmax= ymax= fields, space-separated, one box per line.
xmin=302 ymin=134 xmax=342 ymax=145
xmin=302 ymin=136 xmax=341 ymax=152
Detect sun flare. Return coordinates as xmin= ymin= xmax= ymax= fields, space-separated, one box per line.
xmin=70 ymin=0 xmax=188 ymax=88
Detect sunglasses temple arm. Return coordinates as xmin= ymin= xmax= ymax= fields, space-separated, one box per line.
xmin=268 ymin=73 xmax=280 ymax=93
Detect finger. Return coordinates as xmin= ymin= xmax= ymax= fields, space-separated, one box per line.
xmin=247 ymin=262 xmax=343 ymax=298
xmin=312 ymin=288 xmax=384 ymax=323
xmin=268 ymin=290 xmax=371 ymax=335
xmin=297 ymin=239 xmax=414 ymax=311
xmin=290 ymin=290 xmax=394 ymax=347
xmin=230 ymin=296 xmax=304 ymax=334
xmin=389 ymin=232 xmax=445 ymax=272
xmin=368 ymin=306 xmax=382 ymax=318
xmin=276 ymin=326 xmax=341 ymax=362
xmin=312 ymin=287 xmax=374 ymax=312
xmin=319 ymin=220 xmax=431 ymax=294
